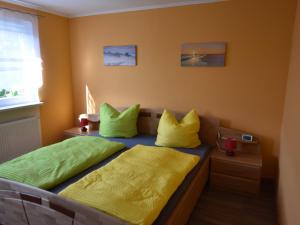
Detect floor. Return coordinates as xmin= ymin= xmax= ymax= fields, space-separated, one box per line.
xmin=188 ymin=183 xmax=277 ymax=225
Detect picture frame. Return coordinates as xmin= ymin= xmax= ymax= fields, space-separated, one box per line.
xmin=103 ymin=45 xmax=137 ymax=66
xmin=181 ymin=42 xmax=226 ymax=67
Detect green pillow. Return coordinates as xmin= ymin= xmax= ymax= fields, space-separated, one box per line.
xmin=100 ymin=103 xmax=140 ymax=138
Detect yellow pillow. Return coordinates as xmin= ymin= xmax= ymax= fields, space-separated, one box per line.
xmin=155 ymin=109 xmax=201 ymax=148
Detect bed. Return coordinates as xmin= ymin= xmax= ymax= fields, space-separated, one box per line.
xmin=0 ymin=108 xmax=219 ymax=225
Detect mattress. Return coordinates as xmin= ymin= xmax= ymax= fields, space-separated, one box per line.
xmin=50 ymin=135 xmax=211 ymax=224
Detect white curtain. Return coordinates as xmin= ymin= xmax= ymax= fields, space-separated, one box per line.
xmin=0 ymin=8 xmax=42 ymax=107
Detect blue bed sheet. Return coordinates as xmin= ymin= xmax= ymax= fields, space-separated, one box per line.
xmin=50 ymin=135 xmax=211 ymax=225
xmin=105 ymin=135 xmax=210 ymax=158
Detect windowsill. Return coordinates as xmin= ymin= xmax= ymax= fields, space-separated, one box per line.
xmin=0 ymin=102 xmax=44 ymax=112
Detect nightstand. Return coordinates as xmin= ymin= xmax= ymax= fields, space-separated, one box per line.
xmin=210 ymin=145 xmax=262 ymax=194
xmin=64 ymin=127 xmax=99 ymax=138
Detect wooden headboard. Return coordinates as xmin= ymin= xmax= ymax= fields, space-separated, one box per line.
xmin=117 ymin=108 xmax=220 ymax=147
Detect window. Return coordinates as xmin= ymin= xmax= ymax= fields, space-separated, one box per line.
xmin=0 ymin=9 xmax=42 ymax=108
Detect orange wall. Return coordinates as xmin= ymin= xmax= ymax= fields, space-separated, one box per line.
xmin=69 ymin=0 xmax=296 ymax=178
xmin=0 ymin=2 xmax=74 ymax=145
xmin=38 ymin=13 xmax=74 ymax=145
xmin=278 ymin=0 xmax=300 ymax=224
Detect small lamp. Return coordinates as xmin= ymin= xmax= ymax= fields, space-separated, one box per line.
xmin=87 ymin=114 xmax=100 ymax=130
xmin=80 ymin=118 xmax=88 ymax=132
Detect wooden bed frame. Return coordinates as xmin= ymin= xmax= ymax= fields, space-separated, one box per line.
xmin=0 ymin=108 xmax=219 ymax=225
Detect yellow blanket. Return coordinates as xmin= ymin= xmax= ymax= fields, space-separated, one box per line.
xmin=59 ymin=145 xmax=200 ymax=225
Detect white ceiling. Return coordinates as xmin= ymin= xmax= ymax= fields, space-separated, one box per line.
xmin=3 ymin=0 xmax=225 ymax=18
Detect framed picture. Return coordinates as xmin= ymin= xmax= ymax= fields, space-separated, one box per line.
xmin=181 ymin=42 xmax=226 ymax=67
xmin=103 ymin=45 xmax=137 ymax=66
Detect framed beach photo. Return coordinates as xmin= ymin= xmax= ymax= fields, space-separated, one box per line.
xmin=103 ymin=45 xmax=137 ymax=66
xmin=181 ymin=42 xmax=226 ymax=67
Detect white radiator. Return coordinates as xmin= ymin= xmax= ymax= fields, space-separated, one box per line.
xmin=0 ymin=117 xmax=41 ymax=163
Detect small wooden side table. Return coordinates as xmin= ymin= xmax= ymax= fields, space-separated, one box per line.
xmin=210 ymin=145 xmax=262 ymax=194
xmin=64 ymin=127 xmax=99 ymax=138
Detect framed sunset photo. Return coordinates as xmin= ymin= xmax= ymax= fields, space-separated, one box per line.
xmin=181 ymin=42 xmax=226 ymax=67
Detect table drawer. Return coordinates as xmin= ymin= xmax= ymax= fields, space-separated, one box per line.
xmin=210 ymin=172 xmax=260 ymax=194
xmin=211 ymin=159 xmax=261 ymax=180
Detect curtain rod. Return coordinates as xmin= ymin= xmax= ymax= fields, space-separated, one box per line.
xmin=0 ymin=6 xmax=44 ymax=18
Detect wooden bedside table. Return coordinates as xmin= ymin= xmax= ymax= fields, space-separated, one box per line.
xmin=210 ymin=144 xmax=262 ymax=194
xmin=64 ymin=127 xmax=99 ymax=138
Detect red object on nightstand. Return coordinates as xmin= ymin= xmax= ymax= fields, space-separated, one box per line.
xmin=223 ymin=138 xmax=237 ymax=156
xmin=80 ymin=118 xmax=88 ymax=132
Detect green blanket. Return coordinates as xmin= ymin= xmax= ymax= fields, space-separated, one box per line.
xmin=0 ymin=136 xmax=125 ymax=189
